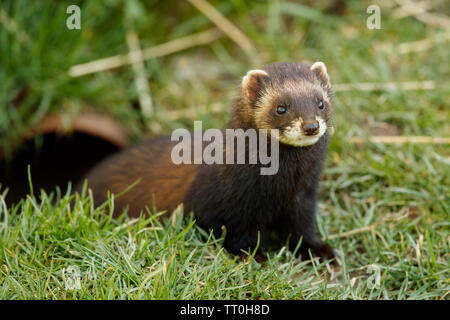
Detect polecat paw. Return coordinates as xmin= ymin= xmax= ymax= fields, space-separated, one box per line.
xmin=239 ymin=251 xmax=267 ymax=263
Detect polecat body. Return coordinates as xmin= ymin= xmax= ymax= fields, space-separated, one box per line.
xmin=79 ymin=137 xmax=198 ymax=216
xmin=79 ymin=61 xmax=336 ymax=261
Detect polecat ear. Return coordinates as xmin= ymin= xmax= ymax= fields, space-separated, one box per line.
xmin=310 ymin=62 xmax=330 ymax=90
xmin=242 ymin=69 xmax=270 ymax=104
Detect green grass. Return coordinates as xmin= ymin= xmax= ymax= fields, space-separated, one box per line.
xmin=0 ymin=0 xmax=449 ymax=299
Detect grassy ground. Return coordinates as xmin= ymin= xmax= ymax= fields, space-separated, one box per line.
xmin=0 ymin=0 xmax=449 ymax=299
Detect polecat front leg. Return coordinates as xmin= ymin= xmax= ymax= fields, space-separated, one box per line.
xmin=286 ymin=195 xmax=336 ymax=262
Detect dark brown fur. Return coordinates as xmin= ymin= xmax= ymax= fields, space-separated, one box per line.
xmin=78 ymin=62 xmax=336 ymax=261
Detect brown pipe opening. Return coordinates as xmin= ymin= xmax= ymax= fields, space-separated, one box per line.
xmin=0 ymin=113 xmax=129 ymax=206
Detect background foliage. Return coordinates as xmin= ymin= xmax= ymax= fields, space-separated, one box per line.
xmin=0 ymin=0 xmax=449 ymax=299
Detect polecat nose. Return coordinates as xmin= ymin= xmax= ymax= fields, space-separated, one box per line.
xmin=302 ymin=121 xmax=320 ymax=136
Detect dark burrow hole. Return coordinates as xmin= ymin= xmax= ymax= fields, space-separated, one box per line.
xmin=0 ymin=132 xmax=120 ymax=206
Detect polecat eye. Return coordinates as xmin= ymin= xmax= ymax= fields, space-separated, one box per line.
xmin=318 ymin=100 xmax=325 ymax=110
xmin=276 ymin=105 xmax=287 ymax=115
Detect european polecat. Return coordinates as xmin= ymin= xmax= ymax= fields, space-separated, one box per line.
xmin=78 ymin=61 xmax=336 ymax=261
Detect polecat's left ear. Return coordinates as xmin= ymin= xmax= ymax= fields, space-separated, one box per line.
xmin=242 ymin=69 xmax=270 ymax=104
xmin=310 ymin=62 xmax=330 ymax=90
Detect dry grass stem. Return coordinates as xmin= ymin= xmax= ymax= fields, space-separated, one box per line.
xmin=333 ymin=81 xmax=436 ymax=92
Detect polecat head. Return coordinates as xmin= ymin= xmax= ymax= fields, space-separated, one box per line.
xmin=238 ymin=62 xmax=333 ymax=147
